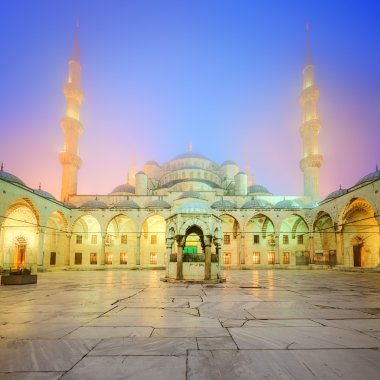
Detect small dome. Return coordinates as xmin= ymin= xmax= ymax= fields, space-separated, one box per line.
xmin=274 ymin=199 xmax=301 ymax=209
xmin=80 ymin=199 xmax=108 ymax=209
xmin=113 ymin=199 xmax=140 ymax=209
xmin=356 ymin=167 xmax=380 ymax=186
xmin=221 ymin=160 xmax=237 ymax=166
xmin=211 ymin=199 xmax=236 ymax=209
xmin=241 ymin=199 xmax=272 ymax=209
xmin=145 ymin=160 xmax=160 ymax=166
xmin=136 ymin=171 xmax=146 ymax=175
xmin=305 ymin=200 xmax=319 ymax=208
xmin=177 ymin=201 xmax=212 ymax=214
xmin=146 ymin=199 xmax=171 ymax=209
xmin=63 ymin=202 xmax=76 ymax=209
xmin=34 ymin=188 xmax=56 ymax=200
xmin=248 ymin=184 xmax=272 ymax=195
xmin=177 ymin=191 xmax=206 ymax=200
xmin=110 ymin=183 xmax=135 ymax=194
xmin=0 ymin=165 xmax=25 ymax=186
xmin=325 ymin=187 xmax=348 ymax=201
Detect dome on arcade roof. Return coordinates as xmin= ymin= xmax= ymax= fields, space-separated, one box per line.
xmin=274 ymin=199 xmax=301 ymax=209
xmin=305 ymin=200 xmax=319 ymax=208
xmin=146 ymin=199 xmax=171 ymax=209
xmin=0 ymin=164 xmax=26 ymax=186
xmin=34 ymin=187 xmax=56 ymax=200
xmin=177 ymin=201 xmax=212 ymax=214
xmin=177 ymin=191 xmax=206 ymax=200
xmin=356 ymin=165 xmax=380 ymax=186
xmin=324 ymin=186 xmax=348 ymax=201
xmin=80 ymin=199 xmax=108 ymax=209
xmin=110 ymin=183 xmax=135 ymax=194
xmin=63 ymin=201 xmax=76 ymax=209
xmin=211 ymin=199 xmax=236 ymax=209
xmin=248 ymin=184 xmax=272 ymax=195
xmin=113 ymin=199 xmax=140 ymax=209
xmin=241 ymin=199 xmax=272 ymax=209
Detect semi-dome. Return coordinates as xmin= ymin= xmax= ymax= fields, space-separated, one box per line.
xmin=177 ymin=191 xmax=206 ymax=200
xmin=113 ymin=199 xmax=140 ymax=209
xmin=0 ymin=164 xmax=26 ymax=186
xmin=211 ymin=199 xmax=236 ymax=209
xmin=356 ymin=166 xmax=380 ymax=186
xmin=324 ymin=187 xmax=348 ymax=201
xmin=221 ymin=160 xmax=237 ymax=166
xmin=274 ymin=199 xmax=301 ymax=209
xmin=241 ymin=199 xmax=272 ymax=209
xmin=146 ymin=199 xmax=171 ymax=209
xmin=34 ymin=188 xmax=56 ymax=200
xmin=248 ymin=184 xmax=272 ymax=195
xmin=110 ymin=183 xmax=135 ymax=194
xmin=177 ymin=201 xmax=212 ymax=214
xmin=63 ymin=201 xmax=76 ymax=209
xmin=80 ymin=199 xmax=108 ymax=209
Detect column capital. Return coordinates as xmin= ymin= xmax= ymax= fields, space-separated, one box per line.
xmin=175 ymin=235 xmax=185 ymax=247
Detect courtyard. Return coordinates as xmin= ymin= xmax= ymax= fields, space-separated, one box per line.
xmin=1 ymin=269 xmax=380 ymax=379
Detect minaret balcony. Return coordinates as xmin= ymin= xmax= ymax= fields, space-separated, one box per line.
xmin=299 ymin=85 xmax=320 ymax=105
xmin=64 ymin=83 xmax=84 ymax=104
xmin=300 ymin=154 xmax=323 ymax=171
xmin=299 ymin=119 xmax=321 ymax=137
xmin=59 ymin=151 xmax=82 ymax=169
xmin=61 ymin=117 xmax=84 ymax=135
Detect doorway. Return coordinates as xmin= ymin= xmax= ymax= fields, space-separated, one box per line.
xmin=353 ymin=244 xmax=363 ymax=267
xmin=15 ymin=237 xmax=27 ymax=268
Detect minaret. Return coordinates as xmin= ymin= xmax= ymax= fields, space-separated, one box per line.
xmin=299 ymin=21 xmax=323 ymax=201
xmin=59 ymin=22 xmax=84 ymax=201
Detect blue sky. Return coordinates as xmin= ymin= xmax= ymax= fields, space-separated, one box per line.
xmin=0 ymin=0 xmax=379 ymax=198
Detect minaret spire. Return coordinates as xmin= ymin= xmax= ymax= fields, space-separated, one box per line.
xmin=70 ymin=19 xmax=80 ymax=63
xmin=59 ymin=22 xmax=84 ymax=201
xmin=305 ymin=19 xmax=313 ymax=67
xmin=299 ymin=21 xmax=323 ymax=201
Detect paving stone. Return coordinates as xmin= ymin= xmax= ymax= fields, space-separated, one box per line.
xmin=60 ymin=356 xmax=186 ymax=380
xmin=1 ymin=269 xmax=380 ymax=379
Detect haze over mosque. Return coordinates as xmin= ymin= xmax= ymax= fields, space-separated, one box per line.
xmin=1 ymin=10 xmax=380 ymax=278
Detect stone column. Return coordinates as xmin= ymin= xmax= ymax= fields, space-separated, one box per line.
xmin=214 ymin=237 xmax=222 ymax=263
xmin=275 ymin=234 xmax=280 ymax=264
xmin=100 ymin=234 xmax=106 ymax=265
xmin=176 ymin=235 xmax=184 ymax=280
xmin=0 ymin=225 xmax=4 ymax=267
xmin=37 ymin=228 xmax=45 ymax=268
xmin=309 ymin=234 xmax=315 ymax=264
xmin=136 ymin=233 xmax=141 ymax=266
xmin=165 ymin=237 xmax=173 ymax=277
xmin=65 ymin=233 xmax=72 ymax=266
xmin=335 ymin=230 xmax=344 ymax=265
xmin=240 ymin=233 xmax=245 ymax=265
xmin=204 ymin=236 xmax=212 ymax=280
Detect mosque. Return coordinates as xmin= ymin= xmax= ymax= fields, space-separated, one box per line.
xmin=0 ymin=26 xmax=379 ymax=279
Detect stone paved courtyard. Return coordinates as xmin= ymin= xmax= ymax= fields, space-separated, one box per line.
xmin=1 ymin=269 xmax=380 ymax=379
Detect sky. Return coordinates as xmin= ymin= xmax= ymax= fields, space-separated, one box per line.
xmin=0 ymin=0 xmax=379 ymax=199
